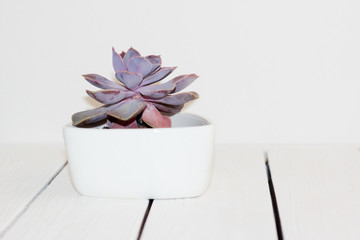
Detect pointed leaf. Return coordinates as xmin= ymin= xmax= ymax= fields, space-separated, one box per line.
xmin=120 ymin=51 xmax=126 ymax=58
xmin=115 ymin=71 xmax=143 ymax=90
xmin=86 ymin=89 xmax=134 ymax=104
xmin=169 ymin=74 xmax=198 ymax=93
xmin=137 ymin=82 xmax=176 ymax=99
xmin=142 ymin=103 xmax=171 ymax=128
xmin=146 ymin=55 xmax=162 ymax=73
xmin=127 ymin=57 xmax=152 ymax=78
xmin=108 ymin=100 xmax=146 ymax=121
xmin=152 ymin=102 xmax=184 ymax=116
xmin=72 ymin=106 xmax=108 ymax=126
xmin=106 ymin=119 xmax=138 ymax=129
xmin=83 ymin=74 xmax=126 ymax=91
xmin=124 ymin=47 xmax=141 ymax=64
xmin=149 ymin=92 xmax=199 ymax=105
xmin=141 ymin=67 xmax=177 ymax=86
xmin=146 ymin=55 xmax=161 ymax=65
xmin=112 ymin=47 xmax=126 ymax=72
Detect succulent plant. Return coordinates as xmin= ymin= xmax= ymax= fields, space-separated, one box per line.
xmin=72 ymin=47 xmax=199 ymax=128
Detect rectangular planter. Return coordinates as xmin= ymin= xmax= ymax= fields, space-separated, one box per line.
xmin=63 ymin=113 xmax=215 ymax=199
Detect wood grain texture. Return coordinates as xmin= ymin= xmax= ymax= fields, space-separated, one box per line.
xmin=268 ymin=145 xmax=360 ymax=240
xmin=2 ymin=167 xmax=149 ymax=240
xmin=0 ymin=145 xmax=66 ymax=236
xmin=142 ymin=145 xmax=277 ymax=240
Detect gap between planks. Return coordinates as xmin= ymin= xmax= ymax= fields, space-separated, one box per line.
xmin=0 ymin=162 xmax=68 ymax=239
xmin=137 ymin=199 xmax=154 ymax=240
xmin=264 ymin=149 xmax=284 ymax=240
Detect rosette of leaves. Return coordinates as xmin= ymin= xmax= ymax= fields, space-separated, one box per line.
xmin=72 ymin=47 xmax=199 ymax=128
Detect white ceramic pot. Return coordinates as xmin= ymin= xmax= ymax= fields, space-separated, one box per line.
xmin=63 ymin=113 xmax=215 ymax=199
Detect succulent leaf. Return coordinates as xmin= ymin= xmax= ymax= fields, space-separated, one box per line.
xmin=115 ymin=71 xmax=143 ymax=90
xmin=112 ymin=47 xmax=126 ymax=72
xmin=169 ymin=74 xmax=198 ymax=93
xmin=149 ymin=92 xmax=199 ymax=105
xmin=137 ymin=82 xmax=176 ymax=99
xmin=142 ymin=103 xmax=171 ymax=128
xmin=146 ymin=55 xmax=161 ymax=65
xmin=127 ymin=57 xmax=152 ymax=78
xmin=83 ymin=74 xmax=126 ymax=91
xmin=106 ymin=119 xmax=138 ymax=129
xmin=152 ymin=103 xmax=184 ymax=116
xmin=72 ymin=106 xmax=108 ymax=126
xmin=141 ymin=67 xmax=177 ymax=86
xmin=86 ymin=89 xmax=134 ymax=104
xmin=108 ymin=99 xmax=146 ymax=121
xmin=124 ymin=47 xmax=141 ymax=64
xmin=146 ymin=55 xmax=162 ymax=73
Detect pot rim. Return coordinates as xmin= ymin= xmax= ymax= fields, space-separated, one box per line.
xmin=64 ymin=112 xmax=213 ymax=131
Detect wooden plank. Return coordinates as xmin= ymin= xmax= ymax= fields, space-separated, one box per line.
xmin=2 ymin=166 xmax=149 ymax=240
xmin=268 ymin=145 xmax=360 ymax=240
xmin=142 ymin=145 xmax=277 ymax=240
xmin=0 ymin=144 xmax=66 ymax=236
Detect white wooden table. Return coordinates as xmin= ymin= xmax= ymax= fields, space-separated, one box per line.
xmin=0 ymin=144 xmax=359 ymax=240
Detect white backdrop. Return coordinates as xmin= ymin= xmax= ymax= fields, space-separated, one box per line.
xmin=0 ymin=0 xmax=360 ymax=144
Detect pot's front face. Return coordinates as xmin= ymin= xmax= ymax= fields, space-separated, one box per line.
xmin=63 ymin=113 xmax=215 ymax=199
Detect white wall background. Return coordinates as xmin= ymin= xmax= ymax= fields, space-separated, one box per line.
xmin=0 ymin=0 xmax=360 ymax=144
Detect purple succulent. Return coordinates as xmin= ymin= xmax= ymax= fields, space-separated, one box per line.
xmin=72 ymin=47 xmax=199 ymax=128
